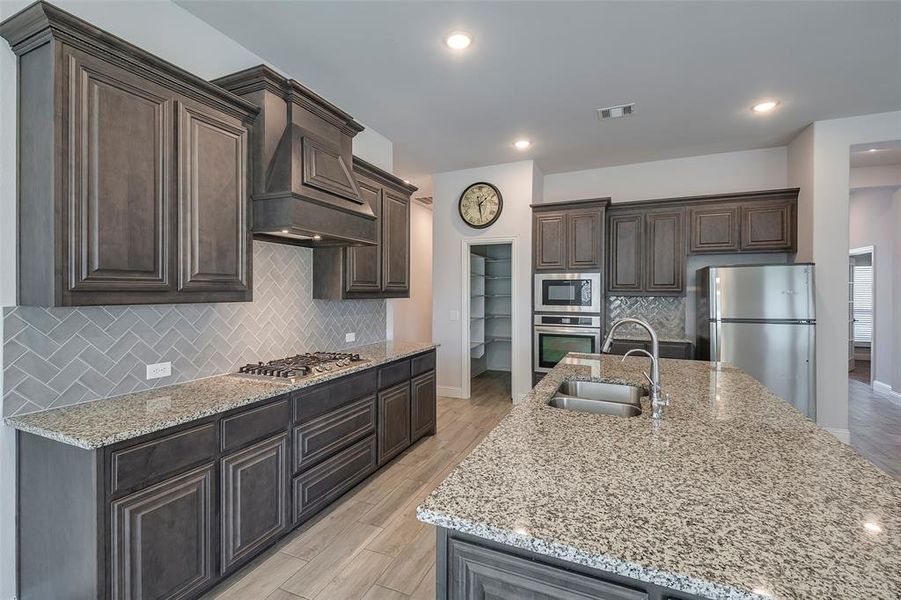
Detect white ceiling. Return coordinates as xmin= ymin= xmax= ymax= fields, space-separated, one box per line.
xmin=177 ymin=1 xmax=901 ymax=187
xmin=850 ymin=140 xmax=901 ymax=168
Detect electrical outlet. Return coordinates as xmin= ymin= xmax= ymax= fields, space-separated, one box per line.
xmin=345 ymin=332 xmax=356 ymax=343
xmin=146 ymin=362 xmax=171 ymax=380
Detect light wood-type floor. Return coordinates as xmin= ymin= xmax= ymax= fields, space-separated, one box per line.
xmin=849 ymin=379 xmax=901 ymax=481
xmin=203 ymin=370 xmax=513 ymax=600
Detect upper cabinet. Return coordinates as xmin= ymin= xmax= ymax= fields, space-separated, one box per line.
xmin=607 ymin=208 xmax=685 ymax=295
xmin=0 ymin=2 xmax=257 ymax=306
xmin=312 ymin=158 xmax=416 ymax=299
xmin=689 ymin=189 xmax=797 ymax=254
xmin=532 ymin=199 xmax=608 ymax=272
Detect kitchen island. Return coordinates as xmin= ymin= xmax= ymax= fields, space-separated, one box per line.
xmin=417 ymin=353 xmax=901 ymax=599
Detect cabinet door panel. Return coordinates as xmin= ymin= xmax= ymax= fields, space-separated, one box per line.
xmin=378 ymin=382 xmax=411 ymax=466
xmin=689 ymin=205 xmax=739 ymax=253
xmin=607 ymin=213 xmax=643 ymax=293
xmin=645 ymin=210 xmax=684 ymax=294
xmin=345 ymin=176 xmax=382 ymax=294
xmin=294 ymin=395 xmax=376 ymax=472
xmin=447 ymin=538 xmax=647 ymax=600
xmin=67 ymin=48 xmax=173 ymax=293
xmin=382 ymin=189 xmax=410 ymax=294
xmin=566 ymin=209 xmax=603 ymax=270
xmin=111 ymin=463 xmax=214 ymax=600
xmin=177 ymin=103 xmax=250 ymax=293
xmin=411 ymin=371 xmax=436 ymax=442
xmin=534 ymin=212 xmax=566 ymax=271
xmin=221 ymin=434 xmax=288 ymax=573
xmin=741 ymin=201 xmax=794 ymax=251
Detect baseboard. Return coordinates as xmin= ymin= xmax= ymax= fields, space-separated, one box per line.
xmin=437 ymin=385 xmax=466 ymax=399
xmin=873 ymin=380 xmax=901 ymax=406
xmin=823 ymin=427 xmax=851 ymax=444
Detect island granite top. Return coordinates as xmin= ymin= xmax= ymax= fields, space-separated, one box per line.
xmin=5 ymin=341 xmax=437 ymax=449
xmin=417 ymin=353 xmax=901 ymax=600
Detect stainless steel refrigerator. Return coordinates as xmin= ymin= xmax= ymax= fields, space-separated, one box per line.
xmin=696 ymin=264 xmax=816 ymax=418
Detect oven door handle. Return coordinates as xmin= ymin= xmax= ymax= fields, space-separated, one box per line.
xmin=534 ymin=326 xmax=601 ymax=335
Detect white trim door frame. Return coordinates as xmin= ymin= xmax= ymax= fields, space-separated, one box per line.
xmin=461 ymin=236 xmax=519 ymax=401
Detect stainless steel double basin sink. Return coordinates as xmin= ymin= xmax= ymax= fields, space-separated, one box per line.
xmin=548 ymin=380 xmax=645 ymax=417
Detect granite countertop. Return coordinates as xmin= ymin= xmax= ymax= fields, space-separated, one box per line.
xmin=5 ymin=341 xmax=437 ymax=450
xmin=417 ymin=353 xmax=901 ymax=600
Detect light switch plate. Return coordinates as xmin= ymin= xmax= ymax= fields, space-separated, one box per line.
xmin=450 ymin=310 xmax=460 ymax=321
xmin=146 ymin=362 xmax=172 ymax=380
xmin=345 ymin=332 xmax=356 ymax=343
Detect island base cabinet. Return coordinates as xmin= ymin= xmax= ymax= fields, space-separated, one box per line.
xmin=111 ymin=464 xmax=215 ymax=600
xmin=437 ymin=528 xmax=712 ymax=600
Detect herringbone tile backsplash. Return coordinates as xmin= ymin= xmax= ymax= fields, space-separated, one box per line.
xmin=2 ymin=242 xmax=386 ymax=416
xmin=606 ymin=296 xmax=687 ymax=340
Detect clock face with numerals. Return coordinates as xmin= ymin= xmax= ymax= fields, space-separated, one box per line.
xmin=458 ymin=182 xmax=503 ymax=229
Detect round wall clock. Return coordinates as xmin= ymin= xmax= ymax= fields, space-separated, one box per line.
xmin=458 ymin=182 xmax=503 ymax=229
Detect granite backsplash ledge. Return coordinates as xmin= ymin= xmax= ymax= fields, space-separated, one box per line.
xmin=2 ymin=241 xmax=386 ymax=417
xmin=606 ymin=296 xmax=688 ymax=341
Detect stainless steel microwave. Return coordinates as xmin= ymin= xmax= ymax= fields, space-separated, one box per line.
xmin=533 ymin=273 xmax=601 ymax=313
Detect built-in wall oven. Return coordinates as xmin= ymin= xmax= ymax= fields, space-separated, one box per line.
xmin=533 ymin=315 xmax=602 ymax=372
xmin=534 ymin=273 xmax=601 ymax=313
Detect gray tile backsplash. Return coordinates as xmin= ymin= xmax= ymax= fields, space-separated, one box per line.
xmin=606 ymin=296 xmax=688 ymax=341
xmin=2 ymin=241 xmax=386 ymax=416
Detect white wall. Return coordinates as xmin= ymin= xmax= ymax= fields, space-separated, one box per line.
xmin=432 ymin=161 xmax=537 ymax=402
xmin=390 ymin=199 xmax=433 ymax=343
xmin=894 ymin=187 xmax=901 ymax=395
xmin=0 ymin=2 xmax=396 ymax=597
xmin=849 ymin=187 xmax=897 ymax=388
xmin=787 ymin=111 xmax=901 ymax=440
xmin=788 ymin=125 xmax=815 ymax=262
xmin=542 ymin=147 xmax=788 ymax=204
xmin=850 ymin=165 xmax=901 ymax=189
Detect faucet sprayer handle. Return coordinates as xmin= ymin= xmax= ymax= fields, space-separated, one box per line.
xmin=621 ymin=348 xmax=655 ymax=362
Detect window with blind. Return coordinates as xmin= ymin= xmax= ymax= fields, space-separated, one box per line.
xmin=853 ymin=265 xmax=873 ymax=343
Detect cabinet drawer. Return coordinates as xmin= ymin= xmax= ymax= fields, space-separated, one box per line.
xmin=378 ymin=359 xmax=410 ymax=390
xmin=292 ymin=434 xmax=377 ymax=524
xmin=447 ymin=538 xmax=647 ymax=600
xmin=111 ymin=423 xmax=217 ymax=496
xmin=221 ymin=398 xmax=289 ymax=453
xmin=659 ymin=341 xmax=694 ymax=360
xmin=410 ymin=351 xmax=436 ymax=377
xmin=294 ymin=395 xmax=376 ymax=472
xmin=294 ymin=369 xmax=377 ymax=422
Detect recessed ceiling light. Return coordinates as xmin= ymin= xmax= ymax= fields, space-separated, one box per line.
xmin=868 ymin=148 xmax=879 ymax=153
xmin=752 ymin=100 xmax=779 ymax=113
xmin=513 ymin=139 xmax=532 ymax=150
xmin=445 ymin=32 xmax=472 ymax=50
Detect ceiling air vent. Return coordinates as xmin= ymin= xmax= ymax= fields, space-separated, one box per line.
xmin=597 ymin=103 xmax=636 ymax=121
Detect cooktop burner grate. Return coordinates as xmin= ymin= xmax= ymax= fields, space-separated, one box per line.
xmin=236 ymin=352 xmax=366 ymax=379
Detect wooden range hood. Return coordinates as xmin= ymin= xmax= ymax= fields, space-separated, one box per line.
xmin=214 ymin=65 xmax=377 ymax=247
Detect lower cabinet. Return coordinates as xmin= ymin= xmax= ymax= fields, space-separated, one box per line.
xmin=111 ymin=463 xmax=215 ymax=600
xmin=293 ymin=434 xmax=378 ymax=523
xmin=378 ymin=383 xmax=412 ymax=466
xmin=221 ymin=434 xmax=288 ymax=573
xmin=608 ymin=340 xmax=694 ymax=360
xmin=411 ymin=371 xmax=437 ymax=442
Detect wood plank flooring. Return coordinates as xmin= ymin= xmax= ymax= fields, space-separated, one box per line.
xmin=203 ymin=370 xmax=512 ymax=600
xmin=849 ymin=379 xmax=901 ymax=481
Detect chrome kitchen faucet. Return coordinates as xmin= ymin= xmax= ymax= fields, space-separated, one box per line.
xmin=602 ymin=318 xmax=670 ymax=419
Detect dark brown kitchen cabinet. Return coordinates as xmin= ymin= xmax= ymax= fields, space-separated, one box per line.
xmin=16 ymin=350 xmax=437 ymax=600
xmin=644 ymin=209 xmax=685 ymax=293
xmin=0 ymin=2 xmax=257 ymax=306
xmin=313 ymin=157 xmax=417 ymax=299
xmin=741 ymin=199 xmax=794 ymax=251
xmin=378 ymin=383 xmax=412 ymax=466
xmin=220 ymin=434 xmax=288 ymax=573
xmin=111 ymin=463 xmax=215 ymax=600
xmin=532 ymin=199 xmax=608 ymax=272
xmin=411 ymin=370 xmax=437 ymax=442
xmin=607 ymin=208 xmax=684 ymax=295
xmin=607 ymin=212 xmax=644 ymax=293
xmin=689 ymin=204 xmax=740 ymax=253
xmin=177 ymin=103 xmax=250 ymax=295
xmin=607 ymin=339 xmax=694 ymax=360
